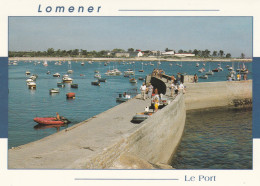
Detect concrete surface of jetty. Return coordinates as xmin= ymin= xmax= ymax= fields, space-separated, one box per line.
xmin=8 ymin=76 xmax=252 ymax=169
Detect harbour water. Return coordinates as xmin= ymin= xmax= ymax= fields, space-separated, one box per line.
xmin=171 ymin=107 xmax=252 ymax=169
xmin=8 ymin=60 xmax=252 ymax=150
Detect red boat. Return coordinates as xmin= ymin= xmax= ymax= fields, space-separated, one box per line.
xmin=33 ymin=117 xmax=70 ymax=125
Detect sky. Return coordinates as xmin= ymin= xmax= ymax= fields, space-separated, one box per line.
xmin=9 ymin=16 xmax=252 ymax=57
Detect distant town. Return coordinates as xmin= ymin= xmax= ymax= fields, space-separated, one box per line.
xmin=9 ymin=48 xmax=249 ymax=59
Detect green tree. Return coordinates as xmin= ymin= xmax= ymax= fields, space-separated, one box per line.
xmin=226 ymin=53 xmax=231 ymax=58
xmin=219 ymin=50 xmax=224 ymax=57
xmin=47 ymin=48 xmax=55 ymax=56
xmin=178 ymin=49 xmax=184 ymax=53
xmin=212 ymin=51 xmax=218 ymax=57
xmin=241 ymin=53 xmax=245 ymax=59
xmin=127 ymin=48 xmax=135 ymax=52
xmin=193 ymin=49 xmax=199 ymax=56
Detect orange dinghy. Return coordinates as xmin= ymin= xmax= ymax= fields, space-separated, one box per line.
xmin=33 ymin=117 xmax=70 ymax=125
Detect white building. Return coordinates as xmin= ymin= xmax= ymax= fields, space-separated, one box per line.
xmin=174 ymin=53 xmax=195 ymax=57
xmin=161 ymin=50 xmax=175 ymax=56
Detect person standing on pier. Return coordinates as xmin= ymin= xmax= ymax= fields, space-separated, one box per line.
xmin=147 ymin=83 xmax=153 ymax=99
xmin=140 ymin=83 xmax=147 ymax=100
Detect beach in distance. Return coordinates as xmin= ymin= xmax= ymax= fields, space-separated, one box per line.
xmin=9 ymin=57 xmax=252 ymax=62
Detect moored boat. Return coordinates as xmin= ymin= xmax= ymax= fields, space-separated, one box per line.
xmin=62 ymin=74 xmax=73 ymax=83
xmin=27 ymin=81 xmax=36 ymax=89
xmin=71 ymin=84 xmax=78 ymax=88
xmin=25 ymin=71 xmax=30 ymax=75
xmin=129 ymin=78 xmax=137 ymax=83
xmin=57 ymin=82 xmax=65 ymax=87
xmin=91 ymin=81 xmax=100 ymax=86
xmin=66 ymin=92 xmax=75 ymax=99
xmin=53 ymin=73 xmax=61 ymax=77
xmin=49 ymin=88 xmax=59 ymax=94
xmin=33 ymin=117 xmax=70 ymax=125
xmin=199 ymin=75 xmax=208 ymax=79
xmin=131 ymin=112 xmax=153 ymax=123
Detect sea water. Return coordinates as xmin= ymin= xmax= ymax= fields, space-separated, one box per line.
xmin=8 ymin=61 xmax=252 ymax=150
xmin=171 ymin=107 xmax=252 ymax=169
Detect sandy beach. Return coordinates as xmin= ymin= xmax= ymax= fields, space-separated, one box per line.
xmin=8 ymin=57 xmax=253 ymax=62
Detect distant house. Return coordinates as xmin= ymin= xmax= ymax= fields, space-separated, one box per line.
xmin=174 ymin=53 xmax=195 ymax=57
xmin=129 ymin=50 xmax=143 ymax=58
xmin=161 ymin=50 xmax=175 ymax=56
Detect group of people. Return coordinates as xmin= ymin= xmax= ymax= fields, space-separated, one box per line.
xmin=152 ymin=69 xmax=165 ymax=79
xmin=140 ymin=82 xmax=154 ymax=100
xmin=228 ymin=73 xmax=247 ymax=81
xmin=169 ymin=81 xmax=185 ymax=97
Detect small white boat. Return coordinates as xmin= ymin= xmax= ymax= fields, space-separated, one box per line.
xmin=199 ymin=75 xmax=208 ymax=79
xmin=67 ymin=70 xmax=73 ymax=74
xmin=62 ymin=74 xmax=73 ymax=83
xmin=25 ymin=71 xmax=30 ymax=75
xmin=49 ymin=88 xmax=60 ymax=94
xmin=196 ymin=63 xmax=200 ymax=67
xmin=124 ymin=69 xmax=135 ymax=75
xmin=94 ymin=73 xmax=101 ymax=78
xmin=53 ymin=73 xmax=61 ymax=77
xmin=43 ymin=60 xmax=48 ymax=66
xmin=27 ymin=81 xmax=36 ymax=89
xmin=26 ymin=78 xmax=34 ymax=82
xmin=205 ymin=71 xmax=214 ymax=75
xmin=129 ymin=78 xmax=137 ymax=83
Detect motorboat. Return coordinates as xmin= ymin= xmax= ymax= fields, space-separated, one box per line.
xmin=71 ymin=84 xmax=78 ymax=88
xmin=67 ymin=70 xmax=73 ymax=74
xmin=124 ymin=69 xmax=135 ymax=75
xmin=27 ymin=81 xmax=36 ymax=89
xmin=116 ymin=93 xmax=131 ymax=102
xmin=62 ymin=74 xmax=73 ymax=83
xmin=66 ymin=92 xmax=76 ymax=99
xmin=131 ymin=112 xmax=153 ymax=123
xmin=81 ymin=62 xmax=85 ymax=66
xmin=46 ymin=71 xmax=51 ymax=74
xmin=57 ymin=82 xmax=65 ymax=87
xmin=198 ymin=68 xmax=205 ymax=73
xmin=212 ymin=68 xmax=219 ymax=72
xmin=199 ymin=75 xmax=208 ymax=79
xmin=205 ymin=71 xmax=214 ymax=75
xmin=26 ymin=78 xmax=34 ymax=83
xmin=91 ymin=81 xmax=100 ymax=86
xmin=30 ymin=75 xmax=37 ymax=81
xmin=25 ymin=71 xmax=31 ymax=75
xmin=33 ymin=117 xmax=70 ymax=125
xmin=98 ymin=78 xmax=106 ymax=82
xmin=49 ymin=88 xmax=60 ymax=94
xmin=138 ymin=77 xmax=144 ymax=80
xmin=196 ymin=63 xmax=200 ymax=67
xmin=129 ymin=78 xmax=137 ymax=83
xmin=94 ymin=70 xmax=99 ymax=73
xmin=94 ymin=73 xmax=101 ymax=78
xmin=53 ymin=73 xmax=61 ymax=77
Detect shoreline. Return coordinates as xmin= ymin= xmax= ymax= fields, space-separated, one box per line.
xmin=9 ymin=57 xmax=252 ymax=62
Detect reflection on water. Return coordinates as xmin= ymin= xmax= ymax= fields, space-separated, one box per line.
xmin=33 ymin=124 xmax=67 ymax=132
xmin=171 ymin=107 xmax=252 ymax=169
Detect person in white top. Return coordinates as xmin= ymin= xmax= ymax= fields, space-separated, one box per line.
xmin=179 ymin=83 xmax=185 ymax=94
xmin=140 ymin=83 xmax=147 ymax=100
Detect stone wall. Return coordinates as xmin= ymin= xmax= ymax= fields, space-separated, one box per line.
xmin=85 ymin=93 xmax=186 ymax=169
xmin=184 ymin=80 xmax=252 ymax=110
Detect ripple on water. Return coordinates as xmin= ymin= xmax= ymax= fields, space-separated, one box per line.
xmin=171 ymin=107 xmax=252 ymax=169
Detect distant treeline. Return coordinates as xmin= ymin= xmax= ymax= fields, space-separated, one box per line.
xmin=8 ymin=48 xmax=246 ymax=58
